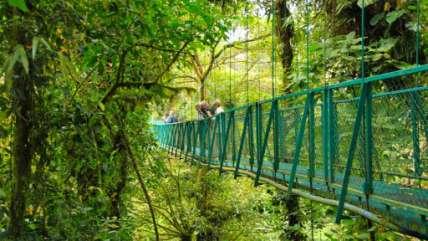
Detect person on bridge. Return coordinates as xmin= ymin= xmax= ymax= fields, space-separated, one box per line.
xmin=211 ymin=99 xmax=224 ymax=114
xmin=162 ymin=111 xmax=169 ymax=123
xmin=196 ymin=101 xmax=212 ymax=119
xmin=165 ymin=110 xmax=178 ymax=123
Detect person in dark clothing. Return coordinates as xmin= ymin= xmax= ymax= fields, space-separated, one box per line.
xmin=165 ymin=110 xmax=178 ymax=123
xmin=196 ymin=101 xmax=212 ymax=119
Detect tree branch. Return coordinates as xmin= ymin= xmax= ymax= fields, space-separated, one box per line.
xmin=122 ymin=132 xmax=160 ymax=241
xmin=134 ymin=42 xmax=180 ymax=53
xmin=101 ymin=50 xmax=128 ymax=104
xmin=153 ymin=40 xmax=192 ymax=83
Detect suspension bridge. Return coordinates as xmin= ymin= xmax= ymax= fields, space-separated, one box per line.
xmin=153 ymin=0 xmax=427 ymax=238
xmin=153 ymin=64 xmax=428 ymax=239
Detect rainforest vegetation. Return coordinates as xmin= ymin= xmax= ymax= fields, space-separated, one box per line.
xmin=0 ymin=0 xmax=427 ymax=240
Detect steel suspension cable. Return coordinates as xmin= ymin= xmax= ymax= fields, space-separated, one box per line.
xmin=258 ymin=16 xmax=261 ymax=101
xmin=271 ymin=0 xmax=276 ymax=97
xmin=413 ymin=0 xmax=422 ymax=184
xmin=360 ymin=1 xmax=376 ymax=240
xmin=304 ymin=1 xmax=314 ymax=240
xmin=360 ymin=0 xmax=366 ymax=80
xmin=305 ymin=0 xmax=310 ymax=88
xmin=246 ymin=2 xmax=250 ymax=104
xmin=416 ymin=0 xmax=420 ymax=66
xmin=229 ymin=46 xmax=232 ymax=104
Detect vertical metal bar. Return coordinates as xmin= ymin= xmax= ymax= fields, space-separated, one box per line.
xmin=235 ymin=107 xmax=250 ymax=178
xmin=174 ymin=124 xmax=180 ymax=156
xmin=192 ymin=121 xmax=197 ymax=157
xmin=273 ymin=100 xmax=280 ymax=175
xmin=198 ymin=121 xmax=203 ymax=158
xmin=256 ymin=102 xmax=275 ymax=184
xmin=410 ymin=94 xmax=422 ymax=177
xmin=208 ymin=119 xmax=218 ymax=166
xmin=220 ymin=111 xmax=234 ymax=174
xmin=328 ymin=89 xmax=336 ymax=183
xmin=204 ymin=119 xmax=210 ymax=162
xmin=177 ymin=124 xmax=181 ymax=154
xmin=202 ymin=119 xmax=208 ymax=159
xmin=176 ymin=125 xmax=180 ymax=153
xmin=181 ymin=124 xmax=186 ymax=155
xmin=218 ymin=114 xmax=225 ymax=165
xmin=215 ymin=117 xmax=221 ymax=164
xmin=190 ymin=123 xmax=193 ymax=155
xmin=169 ymin=125 xmax=174 ymax=154
xmin=308 ymin=93 xmax=316 ymax=186
xmin=336 ymin=84 xmax=368 ymax=223
xmin=232 ymin=114 xmax=237 ymax=166
xmin=185 ymin=123 xmax=190 ymax=158
xmin=248 ymin=105 xmax=255 ymax=171
xmin=322 ymin=89 xmax=330 ymax=187
xmin=186 ymin=123 xmax=190 ymax=159
xmin=255 ymin=102 xmax=263 ymax=185
xmin=288 ymin=96 xmax=310 ymax=192
xmin=278 ymin=109 xmax=286 ymax=163
xmin=189 ymin=122 xmax=193 ymax=158
xmin=364 ymin=83 xmax=373 ymax=195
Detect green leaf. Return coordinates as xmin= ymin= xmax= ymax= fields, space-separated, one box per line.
xmin=32 ymin=37 xmax=52 ymax=59
xmin=376 ymin=38 xmax=397 ymax=52
xmin=16 ymin=45 xmax=29 ymax=74
xmin=7 ymin=0 xmax=29 ymax=12
xmin=386 ymin=10 xmax=405 ymax=24
xmin=0 ymin=125 xmax=7 ymax=138
xmin=98 ymin=102 xmax=105 ymax=111
xmin=356 ymin=232 xmax=370 ymax=239
xmin=370 ymin=13 xmax=384 ymax=26
xmin=2 ymin=45 xmax=29 ymax=75
xmin=0 ymin=188 xmax=6 ymax=199
xmin=357 ymin=0 xmax=377 ymax=8
xmin=32 ymin=38 xmax=38 ymax=59
xmin=371 ymin=53 xmax=383 ymax=61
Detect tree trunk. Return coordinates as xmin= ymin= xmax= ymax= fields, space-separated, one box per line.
xmin=200 ymin=79 xmax=206 ymax=101
xmin=278 ymin=192 xmax=306 ymax=241
xmin=109 ymin=132 xmax=129 ymax=218
xmin=181 ymin=234 xmax=192 ymax=241
xmin=9 ymin=58 xmax=34 ymax=238
xmin=275 ymin=0 xmax=294 ymax=92
xmin=197 ymin=231 xmax=218 ymax=241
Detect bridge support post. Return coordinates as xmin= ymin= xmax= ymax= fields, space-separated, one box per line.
xmin=336 ymin=83 xmax=370 ymax=223
xmin=234 ymin=107 xmax=250 ymax=178
xmin=219 ymin=111 xmax=234 ymax=175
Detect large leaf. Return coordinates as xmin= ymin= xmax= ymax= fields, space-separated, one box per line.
xmin=357 ymin=0 xmax=378 ymax=8
xmin=370 ymin=12 xmax=384 ymax=26
xmin=16 ymin=45 xmax=29 ymax=74
xmin=2 ymin=45 xmax=29 ymax=75
xmin=386 ymin=10 xmax=406 ymax=24
xmin=376 ymin=38 xmax=397 ymax=52
xmin=32 ymin=37 xmax=52 ymax=59
xmin=7 ymin=0 xmax=29 ymax=12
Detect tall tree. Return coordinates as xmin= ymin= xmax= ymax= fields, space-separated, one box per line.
xmin=275 ymin=0 xmax=294 ymax=93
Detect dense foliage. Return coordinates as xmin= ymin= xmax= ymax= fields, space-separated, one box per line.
xmin=0 ymin=0 xmax=426 ymax=240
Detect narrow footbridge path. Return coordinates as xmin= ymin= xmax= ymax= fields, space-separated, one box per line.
xmin=153 ymin=65 xmax=428 ymax=239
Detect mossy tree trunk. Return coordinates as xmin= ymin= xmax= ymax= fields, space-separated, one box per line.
xmin=8 ymin=33 xmax=35 ymax=238
xmin=275 ymin=0 xmax=294 ymax=93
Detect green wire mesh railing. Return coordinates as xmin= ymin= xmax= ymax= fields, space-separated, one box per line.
xmin=153 ymin=65 xmax=428 ymax=238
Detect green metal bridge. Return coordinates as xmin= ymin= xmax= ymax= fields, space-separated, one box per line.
xmin=153 ymin=65 xmax=428 ymax=239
